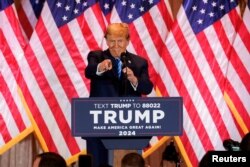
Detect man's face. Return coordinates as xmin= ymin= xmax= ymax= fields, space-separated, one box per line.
xmin=106 ymin=34 xmax=129 ymax=58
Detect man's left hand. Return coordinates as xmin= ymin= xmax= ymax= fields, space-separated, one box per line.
xmin=123 ymin=67 xmax=138 ymax=86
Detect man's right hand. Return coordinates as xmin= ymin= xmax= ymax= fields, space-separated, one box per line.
xmin=98 ymin=59 xmax=112 ymax=72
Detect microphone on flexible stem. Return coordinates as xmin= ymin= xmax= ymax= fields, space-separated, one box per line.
xmin=120 ymin=52 xmax=127 ymax=96
xmin=223 ymin=139 xmax=240 ymax=151
xmin=120 ymin=52 xmax=127 ymax=68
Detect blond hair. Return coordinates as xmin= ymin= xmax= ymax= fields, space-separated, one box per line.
xmin=104 ymin=23 xmax=130 ymax=39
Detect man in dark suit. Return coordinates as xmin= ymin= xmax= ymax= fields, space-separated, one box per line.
xmin=84 ymin=23 xmax=153 ymax=167
xmin=85 ymin=50 xmax=153 ymax=97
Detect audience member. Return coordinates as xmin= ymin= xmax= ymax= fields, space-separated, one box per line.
xmin=240 ymin=132 xmax=250 ymax=151
xmin=78 ymin=154 xmax=93 ymax=167
xmin=121 ymin=152 xmax=145 ymax=167
xmin=32 ymin=152 xmax=67 ymax=167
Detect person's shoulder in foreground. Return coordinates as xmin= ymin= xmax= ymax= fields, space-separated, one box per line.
xmin=32 ymin=152 xmax=67 ymax=167
xmin=240 ymin=132 xmax=250 ymax=151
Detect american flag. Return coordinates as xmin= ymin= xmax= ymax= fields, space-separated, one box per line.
xmin=21 ymin=0 xmax=174 ymax=163
xmin=15 ymin=0 xmax=45 ymax=39
xmin=224 ymin=0 xmax=250 ymax=134
xmin=160 ymin=0 xmax=243 ymax=166
xmin=0 ymin=0 xmax=32 ymax=154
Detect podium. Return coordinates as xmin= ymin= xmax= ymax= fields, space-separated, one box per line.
xmin=71 ymin=97 xmax=183 ymax=150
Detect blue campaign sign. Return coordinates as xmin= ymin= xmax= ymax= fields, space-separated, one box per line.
xmin=71 ymin=97 xmax=183 ymax=137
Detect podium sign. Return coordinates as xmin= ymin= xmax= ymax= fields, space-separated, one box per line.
xmin=71 ymin=97 xmax=183 ymax=137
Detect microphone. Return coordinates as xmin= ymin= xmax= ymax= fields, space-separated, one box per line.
xmin=223 ymin=139 xmax=240 ymax=151
xmin=120 ymin=52 xmax=127 ymax=68
xmin=120 ymin=52 xmax=128 ymax=96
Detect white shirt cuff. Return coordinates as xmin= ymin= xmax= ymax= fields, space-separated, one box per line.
xmin=96 ymin=63 xmax=105 ymax=76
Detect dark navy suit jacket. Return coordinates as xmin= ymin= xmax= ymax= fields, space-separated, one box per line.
xmin=85 ymin=49 xmax=153 ymax=97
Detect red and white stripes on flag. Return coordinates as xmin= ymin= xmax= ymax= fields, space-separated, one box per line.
xmin=224 ymin=1 xmax=250 ymax=134
xmin=0 ymin=2 xmax=32 ymax=154
xmin=157 ymin=1 xmax=243 ymax=166
xmin=15 ymin=0 xmax=45 ymax=39
xmin=16 ymin=0 xmax=36 ymax=39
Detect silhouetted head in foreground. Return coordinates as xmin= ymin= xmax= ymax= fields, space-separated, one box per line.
xmin=32 ymin=152 xmax=67 ymax=167
xmin=121 ymin=152 xmax=145 ymax=167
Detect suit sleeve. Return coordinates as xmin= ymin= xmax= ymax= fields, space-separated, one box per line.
xmin=85 ymin=51 xmax=103 ymax=79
